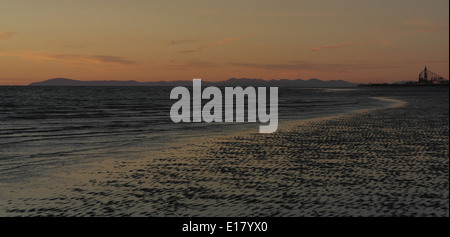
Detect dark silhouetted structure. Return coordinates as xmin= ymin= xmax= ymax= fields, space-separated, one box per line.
xmin=419 ymin=66 xmax=447 ymax=84
xmin=359 ymin=66 xmax=448 ymax=87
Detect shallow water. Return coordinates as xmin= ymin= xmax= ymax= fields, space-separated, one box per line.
xmin=0 ymin=86 xmax=392 ymax=179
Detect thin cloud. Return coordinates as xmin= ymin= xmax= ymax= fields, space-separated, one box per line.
xmin=311 ymin=40 xmax=378 ymax=52
xmin=232 ymin=61 xmax=319 ymax=71
xmin=0 ymin=31 xmax=14 ymax=39
xmin=169 ymin=39 xmax=203 ymax=45
xmin=0 ymin=51 xmax=138 ymax=67
xmin=231 ymin=60 xmax=399 ymax=72
xmin=405 ymin=19 xmax=448 ymax=33
xmin=155 ymin=60 xmax=219 ymax=70
xmin=64 ymin=43 xmax=93 ymax=49
xmin=179 ymin=34 xmax=254 ymax=53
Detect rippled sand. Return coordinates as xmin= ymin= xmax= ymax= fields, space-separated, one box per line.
xmin=0 ymin=95 xmax=448 ymax=217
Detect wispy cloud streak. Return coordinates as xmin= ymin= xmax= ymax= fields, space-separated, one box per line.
xmin=0 ymin=51 xmax=138 ymax=67
xmin=179 ymin=34 xmax=254 ymax=53
xmin=154 ymin=60 xmax=219 ymax=70
xmin=0 ymin=31 xmax=14 ymax=39
xmin=311 ymin=40 xmax=378 ymax=52
xmin=231 ymin=60 xmax=400 ymax=72
xmin=169 ymin=39 xmax=203 ymax=45
xmin=405 ymin=19 xmax=448 ymax=33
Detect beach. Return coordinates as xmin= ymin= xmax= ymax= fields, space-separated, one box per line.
xmin=0 ymin=88 xmax=448 ymax=217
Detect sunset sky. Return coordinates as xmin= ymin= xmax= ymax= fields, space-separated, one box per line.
xmin=0 ymin=0 xmax=448 ymax=85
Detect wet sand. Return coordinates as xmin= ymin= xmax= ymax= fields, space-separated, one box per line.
xmin=0 ymin=95 xmax=448 ymax=217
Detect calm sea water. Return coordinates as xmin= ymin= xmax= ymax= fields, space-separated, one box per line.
xmin=0 ymin=86 xmax=438 ymax=178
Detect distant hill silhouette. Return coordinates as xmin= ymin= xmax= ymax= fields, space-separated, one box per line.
xmin=29 ymin=78 xmax=142 ymax=86
xmin=29 ymin=77 xmax=358 ymax=87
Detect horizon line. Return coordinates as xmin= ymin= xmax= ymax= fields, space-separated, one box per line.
xmin=17 ymin=77 xmax=363 ymax=86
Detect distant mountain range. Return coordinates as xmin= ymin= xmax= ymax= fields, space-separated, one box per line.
xmin=29 ymin=78 xmax=358 ymax=87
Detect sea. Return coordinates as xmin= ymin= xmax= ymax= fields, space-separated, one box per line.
xmin=0 ymin=86 xmax=446 ymax=180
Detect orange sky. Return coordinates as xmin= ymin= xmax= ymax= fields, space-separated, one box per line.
xmin=0 ymin=0 xmax=448 ymax=85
